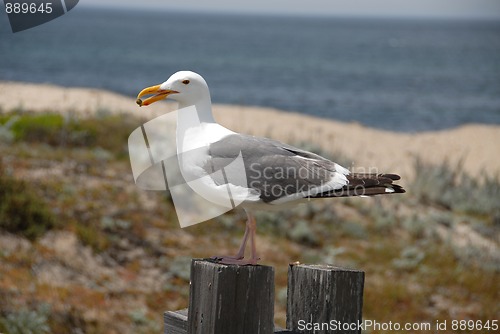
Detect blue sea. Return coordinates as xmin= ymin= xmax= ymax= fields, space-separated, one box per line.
xmin=1 ymin=7 xmax=499 ymax=132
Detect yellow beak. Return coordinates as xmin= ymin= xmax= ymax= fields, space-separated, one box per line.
xmin=136 ymin=84 xmax=178 ymax=107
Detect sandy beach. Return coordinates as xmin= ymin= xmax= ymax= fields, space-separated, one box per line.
xmin=1 ymin=80 xmax=499 ymax=181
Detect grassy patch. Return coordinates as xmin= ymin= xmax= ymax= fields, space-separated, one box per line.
xmin=0 ymin=304 xmax=51 ymax=334
xmin=73 ymin=222 xmax=110 ymax=253
xmin=0 ymin=111 xmax=139 ymax=158
xmin=0 ymin=162 xmax=57 ymax=240
xmin=412 ymin=159 xmax=500 ymax=219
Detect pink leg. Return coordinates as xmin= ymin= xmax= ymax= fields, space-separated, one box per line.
xmin=235 ymin=222 xmax=250 ymax=259
xmin=212 ymin=210 xmax=260 ymax=265
xmin=212 ymin=221 xmax=249 ymax=261
xmin=247 ymin=212 xmax=259 ymax=263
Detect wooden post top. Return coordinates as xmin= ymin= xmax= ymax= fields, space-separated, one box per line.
xmin=192 ymin=258 xmax=275 ymax=269
xmin=290 ymin=263 xmax=364 ymax=272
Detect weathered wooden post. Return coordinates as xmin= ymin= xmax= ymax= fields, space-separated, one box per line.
xmin=164 ymin=261 xmax=364 ymax=334
xmin=287 ymin=264 xmax=365 ymax=334
xmin=164 ymin=308 xmax=188 ymax=334
xmin=165 ymin=259 xmax=275 ymax=334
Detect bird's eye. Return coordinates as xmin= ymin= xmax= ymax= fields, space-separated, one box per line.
xmin=182 ymin=79 xmax=190 ymax=85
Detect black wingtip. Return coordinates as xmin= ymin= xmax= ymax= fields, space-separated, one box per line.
xmin=381 ymin=173 xmax=401 ymax=181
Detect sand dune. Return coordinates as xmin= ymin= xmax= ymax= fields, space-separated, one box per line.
xmin=1 ymin=81 xmax=498 ymax=181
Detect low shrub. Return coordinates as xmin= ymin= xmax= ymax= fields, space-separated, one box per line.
xmin=412 ymin=159 xmax=500 ymax=218
xmin=0 ymin=162 xmax=57 ymax=240
xmin=0 ymin=111 xmax=138 ymax=158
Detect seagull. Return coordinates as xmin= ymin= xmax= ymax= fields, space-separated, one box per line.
xmin=136 ymin=71 xmax=404 ymax=265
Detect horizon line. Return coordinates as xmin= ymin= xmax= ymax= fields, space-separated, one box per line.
xmin=76 ymin=4 xmax=500 ymax=21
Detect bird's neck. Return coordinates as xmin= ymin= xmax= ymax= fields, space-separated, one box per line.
xmin=178 ymin=97 xmax=215 ymax=124
xmin=175 ymin=98 xmax=217 ymax=153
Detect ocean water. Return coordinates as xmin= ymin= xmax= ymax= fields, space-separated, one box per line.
xmin=1 ymin=7 xmax=499 ymax=132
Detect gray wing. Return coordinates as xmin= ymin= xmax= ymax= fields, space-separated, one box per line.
xmin=204 ymin=134 xmax=346 ymax=203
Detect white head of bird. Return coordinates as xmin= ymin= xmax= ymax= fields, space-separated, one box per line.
xmin=136 ymin=71 xmax=211 ymax=109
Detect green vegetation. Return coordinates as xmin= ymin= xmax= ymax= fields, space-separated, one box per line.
xmin=74 ymin=222 xmax=111 ymax=253
xmin=412 ymin=158 xmax=500 ymax=219
xmin=0 ymin=162 xmax=57 ymax=240
xmin=0 ymin=111 xmax=139 ymax=158
xmin=0 ymin=304 xmax=51 ymax=334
